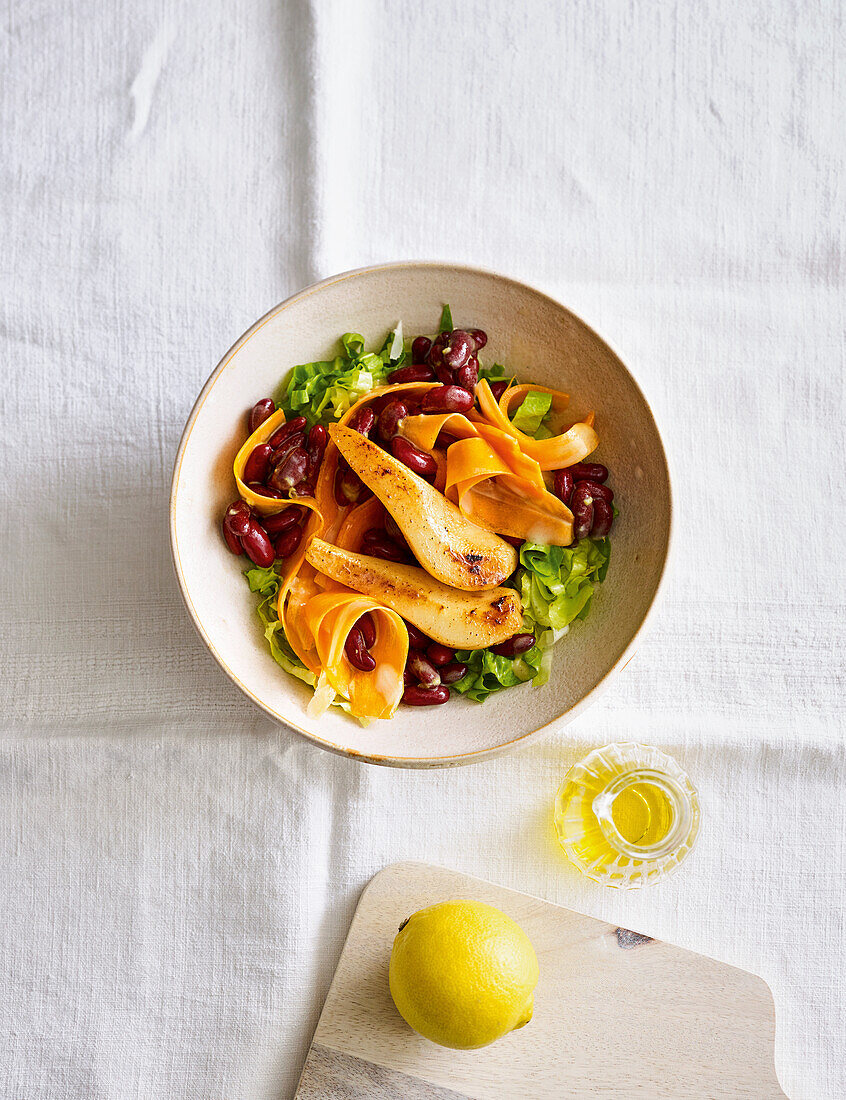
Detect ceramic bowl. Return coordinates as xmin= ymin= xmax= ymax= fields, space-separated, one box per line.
xmin=170 ymin=263 xmax=671 ymax=767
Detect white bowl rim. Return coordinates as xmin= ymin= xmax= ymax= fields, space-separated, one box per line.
xmin=169 ymin=260 xmax=673 ymax=768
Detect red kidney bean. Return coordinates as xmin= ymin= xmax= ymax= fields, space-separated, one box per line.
xmin=387 ymin=363 xmax=436 ymax=384
xmin=553 ymin=469 xmax=574 ymax=506
xmin=441 ymin=331 xmax=473 ymax=370
xmin=468 ymin=329 xmax=488 ymax=350
xmin=411 ymin=336 xmax=432 ymax=363
xmin=439 ymin=661 xmax=468 ymax=684
xmin=332 ymin=464 xmax=362 ymax=505
xmin=489 ymin=380 xmax=509 ymax=401
xmin=590 ymin=499 xmax=614 ymax=538
xmin=241 ymin=519 xmax=275 ymax=567
xmin=435 ymin=431 xmax=459 ymax=450
xmin=268 ymin=446 xmax=308 ymax=491
xmin=576 ymin=479 xmax=613 ymax=503
xmin=270 ymin=435 xmax=305 ymax=474
xmin=383 ymin=512 xmax=403 ymax=542
xmin=268 ymin=415 xmax=306 ymax=449
xmin=567 ymin=462 xmax=608 ymax=483
xmin=242 ymin=443 xmax=274 ymax=485
xmin=377 ymin=399 xmax=409 ymax=441
xmin=290 ymin=480 xmax=315 ymax=498
xmin=426 ymin=642 xmax=455 ymax=666
xmin=273 ymin=523 xmax=303 ymax=559
xmin=420 ymin=384 xmax=474 ymax=414
xmin=403 ymin=622 xmax=432 ymax=649
xmin=247 ymin=482 xmax=284 ymax=498
xmin=262 ymin=507 xmax=302 ymax=536
xmin=361 ymin=528 xmax=407 ymax=563
xmin=369 ymin=393 xmax=396 ymax=415
xmin=223 ymin=499 xmax=252 ymax=537
xmin=391 ymin=437 xmax=437 ymax=480
xmin=426 ymin=335 xmax=446 ymax=368
xmin=306 ymin=424 xmax=328 ymax=475
xmin=357 ymin=613 xmax=376 ymax=649
xmin=570 ymin=483 xmax=595 ymax=541
xmin=433 ymin=362 xmax=454 ymax=385
xmin=344 ymin=626 xmax=376 ymax=672
xmin=491 ymin=632 xmax=536 ymax=658
xmin=406 ymin=651 xmax=441 ymax=688
xmin=501 ymin=534 xmax=524 ymax=547
xmin=334 ymin=464 xmax=368 ymax=506
xmin=402 ymin=684 xmax=450 ymax=706
xmin=249 ymin=398 xmax=275 ymax=434
xmin=454 ymin=358 xmax=478 ymax=392
xmin=222 ymin=522 xmax=244 ymax=555
xmin=348 ymin=406 xmax=375 ymax=437
xmin=280 ymin=446 xmax=309 ymax=484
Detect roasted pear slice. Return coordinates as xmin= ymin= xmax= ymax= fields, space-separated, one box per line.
xmin=305 ymin=538 xmax=523 ymax=650
xmin=329 ymin=424 xmax=517 ymax=591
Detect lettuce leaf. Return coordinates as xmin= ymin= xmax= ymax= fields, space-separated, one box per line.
xmin=479 ymin=361 xmax=508 ymax=383
xmin=341 ymin=332 xmax=365 ymax=358
xmin=518 ymin=538 xmax=611 ymax=632
xmin=509 ymin=390 xmax=552 ymax=436
xmin=243 ymin=566 xmax=367 ymax=722
xmin=244 ymin=563 xmax=281 ymax=600
xmin=244 ymin=565 xmax=316 ymax=688
xmin=439 ymin=304 xmax=453 ymax=331
xmin=277 ymin=328 xmax=401 ymax=425
xmin=452 ymin=642 xmax=544 ymax=702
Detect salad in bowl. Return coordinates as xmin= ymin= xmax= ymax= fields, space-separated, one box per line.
xmin=219 ymin=306 xmax=616 ymax=723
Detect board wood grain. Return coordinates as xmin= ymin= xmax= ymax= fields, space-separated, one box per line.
xmin=295 ymin=862 xmax=786 ymax=1099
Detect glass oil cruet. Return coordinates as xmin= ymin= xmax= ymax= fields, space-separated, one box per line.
xmin=554 ymin=743 xmax=700 ymax=888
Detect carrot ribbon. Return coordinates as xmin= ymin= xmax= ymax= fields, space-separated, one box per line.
xmin=235 ymin=374 xmax=599 ymax=717
xmin=237 ymin=385 xmax=435 ymax=719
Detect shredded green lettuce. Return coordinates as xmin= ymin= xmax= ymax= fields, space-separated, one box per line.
xmin=453 ymin=537 xmax=612 ymax=702
xmin=244 ymin=563 xmax=281 ymax=601
xmin=438 ymin=304 xmax=453 ymax=332
xmin=277 ymin=326 xmax=404 ymax=426
xmin=479 ymin=361 xmax=521 ymax=399
xmin=509 ymin=390 xmax=552 ymax=436
xmin=452 ymin=642 xmax=545 ymax=702
xmin=243 ymin=563 xmax=372 ymax=722
xmin=244 ymin=565 xmax=316 ymax=688
xmin=341 ymin=332 xmax=365 ymax=358
xmin=518 ymin=538 xmax=611 ymax=632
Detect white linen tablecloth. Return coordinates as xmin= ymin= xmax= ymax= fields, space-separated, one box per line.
xmin=2 ymin=1 xmax=844 ymax=1097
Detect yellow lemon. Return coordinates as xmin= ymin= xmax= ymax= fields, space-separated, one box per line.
xmin=388 ymin=899 xmax=539 ymax=1050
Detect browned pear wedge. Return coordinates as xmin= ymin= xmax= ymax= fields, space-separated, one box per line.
xmin=305 ymin=538 xmax=523 ymax=649
xmin=329 ymin=424 xmax=517 ymax=591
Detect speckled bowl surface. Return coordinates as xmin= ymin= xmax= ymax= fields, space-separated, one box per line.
xmin=170 ymin=263 xmax=671 ymax=767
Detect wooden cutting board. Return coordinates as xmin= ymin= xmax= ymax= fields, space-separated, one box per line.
xmin=294 ymin=862 xmax=785 ymax=1099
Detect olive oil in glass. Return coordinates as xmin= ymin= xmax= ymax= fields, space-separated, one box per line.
xmin=554 ymin=743 xmax=700 ymax=888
